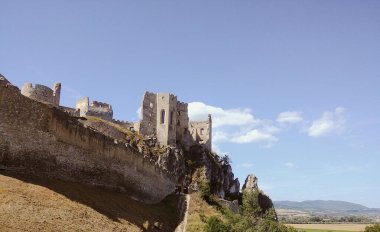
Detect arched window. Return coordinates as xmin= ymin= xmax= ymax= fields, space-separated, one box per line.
xmin=160 ymin=109 xmax=165 ymax=124
xmin=200 ymin=128 xmax=204 ymax=135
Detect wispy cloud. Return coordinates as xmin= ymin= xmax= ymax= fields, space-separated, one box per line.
xmin=277 ymin=111 xmax=303 ymax=124
xmin=308 ymin=107 xmax=346 ymax=137
xmin=238 ymin=163 xmax=254 ymax=168
xmin=189 ymin=102 xmax=280 ymax=147
xmin=188 ymin=102 xmax=259 ymax=128
xmin=285 ymin=162 xmax=295 ymax=168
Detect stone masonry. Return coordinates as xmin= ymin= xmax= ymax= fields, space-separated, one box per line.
xmin=134 ymin=91 xmax=212 ymax=151
xmin=76 ymin=97 xmax=113 ymax=121
xmin=21 ymin=82 xmax=61 ymax=106
xmin=0 ymin=78 xmax=176 ymax=203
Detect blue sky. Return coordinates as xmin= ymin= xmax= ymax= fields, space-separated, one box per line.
xmin=1 ymin=1 xmax=380 ymax=207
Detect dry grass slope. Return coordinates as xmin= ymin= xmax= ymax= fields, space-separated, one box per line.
xmin=186 ymin=193 xmax=224 ymax=232
xmin=0 ymin=171 xmax=180 ymax=232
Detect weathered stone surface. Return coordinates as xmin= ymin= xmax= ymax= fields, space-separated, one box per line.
xmin=136 ymin=91 xmax=212 ymax=151
xmin=0 ymin=74 xmax=10 ymax=84
xmin=241 ymin=174 xmax=277 ymax=220
xmin=218 ymin=199 xmax=239 ymax=213
xmin=0 ymin=78 xmax=176 ymax=203
xmin=242 ymin=174 xmax=258 ymax=191
xmin=21 ymin=82 xmax=61 ymax=106
xmin=76 ymin=97 xmax=113 ymax=121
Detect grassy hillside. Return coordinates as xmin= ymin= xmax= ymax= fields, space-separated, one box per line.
xmin=0 ymin=170 xmax=180 ymax=232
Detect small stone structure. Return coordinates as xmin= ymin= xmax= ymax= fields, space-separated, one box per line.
xmin=134 ymin=91 xmax=212 ymax=151
xmin=21 ymin=82 xmax=61 ymax=106
xmin=76 ymin=97 xmax=113 ymax=121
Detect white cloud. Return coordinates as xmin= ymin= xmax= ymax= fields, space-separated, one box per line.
xmin=230 ymin=129 xmax=279 ymax=144
xmin=277 ymin=111 xmax=303 ymax=124
xmin=239 ymin=163 xmax=254 ymax=168
xmin=285 ymin=162 xmax=295 ymax=168
xmin=188 ymin=102 xmax=279 ymax=146
xmin=308 ymin=107 xmax=346 ymax=137
xmin=188 ymin=102 xmax=258 ymax=128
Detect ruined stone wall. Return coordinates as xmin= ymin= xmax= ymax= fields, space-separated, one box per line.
xmin=21 ymin=82 xmax=61 ymax=106
xmin=137 ymin=92 xmax=157 ymax=136
xmin=76 ymin=97 xmax=89 ymax=116
xmin=188 ymin=115 xmax=212 ymax=151
xmin=59 ymin=106 xmax=80 ymax=117
xmin=76 ymin=97 xmax=113 ymax=121
xmin=0 ymin=79 xmax=176 ymax=203
xmin=175 ymin=101 xmax=190 ymax=143
xmin=156 ymin=93 xmax=177 ymax=146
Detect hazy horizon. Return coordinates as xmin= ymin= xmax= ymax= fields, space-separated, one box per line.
xmin=1 ymin=1 xmax=379 ymax=207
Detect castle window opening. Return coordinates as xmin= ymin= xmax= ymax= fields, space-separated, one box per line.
xmin=160 ymin=110 xmax=165 ymax=124
xmin=170 ymin=111 xmax=173 ymax=125
xmin=177 ymin=120 xmax=180 ymax=126
xmin=200 ymin=128 xmax=204 ymax=135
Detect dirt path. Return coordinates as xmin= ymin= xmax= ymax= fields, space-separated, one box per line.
xmin=175 ymin=194 xmax=190 ymax=232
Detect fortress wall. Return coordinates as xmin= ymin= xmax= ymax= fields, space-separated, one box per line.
xmin=156 ymin=93 xmax=177 ymax=146
xmin=0 ymin=80 xmax=176 ymax=203
xmin=59 ymin=106 xmax=80 ymax=117
xmin=189 ymin=116 xmax=212 ymax=151
xmin=21 ymin=83 xmax=61 ymax=106
xmin=76 ymin=97 xmax=89 ymax=116
xmin=138 ymin=92 xmax=157 ymax=136
xmin=86 ymin=101 xmax=113 ymax=121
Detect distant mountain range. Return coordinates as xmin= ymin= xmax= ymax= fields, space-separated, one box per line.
xmin=274 ymin=200 xmax=380 ymax=216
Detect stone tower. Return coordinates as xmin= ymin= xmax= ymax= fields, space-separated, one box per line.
xmin=156 ymin=93 xmax=177 ymax=146
xmin=135 ymin=91 xmax=212 ymax=151
xmin=21 ymin=82 xmax=61 ymax=106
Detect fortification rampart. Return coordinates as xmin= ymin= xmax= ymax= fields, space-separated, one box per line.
xmin=189 ymin=114 xmax=212 ymax=151
xmin=21 ymin=82 xmax=61 ymax=106
xmin=137 ymin=92 xmax=212 ymax=151
xmin=76 ymin=97 xmax=113 ymax=121
xmin=0 ymin=79 xmax=176 ymax=203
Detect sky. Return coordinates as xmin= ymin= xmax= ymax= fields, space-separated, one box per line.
xmin=1 ymin=0 xmax=380 ymax=207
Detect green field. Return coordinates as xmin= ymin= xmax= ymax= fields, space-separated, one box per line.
xmin=289 ymin=223 xmax=368 ymax=232
xmin=297 ymin=229 xmax=355 ymax=232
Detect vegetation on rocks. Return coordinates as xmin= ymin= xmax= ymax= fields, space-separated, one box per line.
xmin=199 ymin=188 xmax=298 ymax=232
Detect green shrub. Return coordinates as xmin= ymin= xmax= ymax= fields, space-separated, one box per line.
xmin=365 ymin=224 xmax=380 ymax=232
xmin=199 ymin=181 xmax=212 ymax=203
xmin=204 ymin=216 xmax=230 ymax=232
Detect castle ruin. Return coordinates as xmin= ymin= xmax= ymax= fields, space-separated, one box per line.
xmin=76 ymin=97 xmax=113 ymax=121
xmin=21 ymin=82 xmax=61 ymax=106
xmin=134 ymin=91 xmax=212 ymax=151
xmin=0 ymin=76 xmax=241 ymax=204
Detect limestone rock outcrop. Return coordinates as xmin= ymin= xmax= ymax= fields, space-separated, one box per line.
xmin=242 ymin=174 xmax=277 ymax=220
xmin=242 ymin=174 xmax=258 ymax=192
xmin=185 ymin=145 xmax=240 ymax=199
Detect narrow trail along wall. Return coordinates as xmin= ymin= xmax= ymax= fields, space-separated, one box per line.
xmin=0 ymin=79 xmax=176 ymax=203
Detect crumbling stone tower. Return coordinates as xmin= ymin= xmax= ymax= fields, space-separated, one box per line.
xmin=21 ymin=82 xmax=61 ymax=106
xmin=76 ymin=97 xmax=113 ymax=121
xmin=135 ymin=91 xmax=212 ymax=151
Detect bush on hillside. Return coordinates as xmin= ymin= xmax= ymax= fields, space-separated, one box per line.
xmin=204 ymin=216 xmax=230 ymax=232
xmin=365 ymin=224 xmax=380 ymax=232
